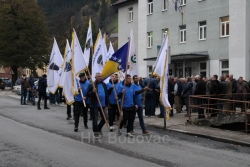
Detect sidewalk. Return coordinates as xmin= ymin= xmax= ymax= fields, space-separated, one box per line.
xmin=143 ymin=108 xmax=250 ymax=147
xmin=2 ymin=91 xmax=250 ymax=147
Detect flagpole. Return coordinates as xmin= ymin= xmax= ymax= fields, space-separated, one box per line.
xmin=88 ymin=47 xmax=109 ymax=128
xmin=142 ymin=66 xmax=155 ymax=104
xmin=111 ymin=77 xmax=122 ymax=117
xmin=77 ymin=79 xmax=86 ymax=107
xmin=118 ymin=39 xmax=130 ymax=131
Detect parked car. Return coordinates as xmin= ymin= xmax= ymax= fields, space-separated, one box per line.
xmin=0 ymin=78 xmax=11 ymax=87
xmin=0 ymin=79 xmax=6 ymax=90
xmin=13 ymin=85 xmax=21 ymax=95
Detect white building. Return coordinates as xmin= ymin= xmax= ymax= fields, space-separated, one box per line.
xmin=113 ymin=0 xmax=250 ymax=80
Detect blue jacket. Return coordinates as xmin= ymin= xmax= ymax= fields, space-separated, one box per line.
xmin=132 ymin=83 xmax=144 ymax=107
xmin=118 ymin=83 xmax=136 ymax=108
xmin=107 ymin=80 xmax=120 ymax=105
xmin=143 ymin=77 xmax=158 ymax=93
xmin=75 ymin=79 xmax=90 ymax=104
xmin=182 ymin=82 xmax=193 ymax=98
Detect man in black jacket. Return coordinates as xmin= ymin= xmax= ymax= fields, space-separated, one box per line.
xmin=194 ymin=75 xmax=206 ymax=118
xmin=37 ymin=74 xmax=49 ymax=110
xmin=210 ymin=75 xmax=220 ymax=117
xmin=87 ymin=73 xmax=108 ymax=139
xmin=174 ymin=77 xmax=182 ymax=113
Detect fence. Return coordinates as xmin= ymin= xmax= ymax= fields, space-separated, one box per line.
xmin=188 ymin=93 xmax=250 ymax=133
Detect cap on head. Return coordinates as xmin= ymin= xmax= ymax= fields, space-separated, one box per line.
xmin=79 ymin=72 xmax=85 ymax=78
xmin=42 ymin=74 xmax=47 ymax=78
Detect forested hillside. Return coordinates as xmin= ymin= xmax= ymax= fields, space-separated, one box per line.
xmin=37 ymin=0 xmax=118 ymax=51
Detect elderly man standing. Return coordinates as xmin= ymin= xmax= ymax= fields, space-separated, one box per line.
xmin=194 ymin=75 xmax=206 ymax=118
xmin=224 ymin=74 xmax=232 ymax=111
xmin=174 ymin=77 xmax=182 ymax=113
xmin=237 ymin=77 xmax=249 ymax=112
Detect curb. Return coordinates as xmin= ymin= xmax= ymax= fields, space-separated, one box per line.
xmin=147 ymin=123 xmax=250 ymax=148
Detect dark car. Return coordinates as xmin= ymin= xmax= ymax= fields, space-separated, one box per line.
xmin=0 ymin=79 xmax=6 ymax=90
xmin=1 ymin=78 xmax=11 ymax=87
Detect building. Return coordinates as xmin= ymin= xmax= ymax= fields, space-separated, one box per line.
xmin=113 ymin=0 xmax=250 ymax=80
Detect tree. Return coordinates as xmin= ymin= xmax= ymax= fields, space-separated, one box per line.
xmin=99 ymin=0 xmax=107 ymax=30
xmin=0 ymin=0 xmax=50 ymax=86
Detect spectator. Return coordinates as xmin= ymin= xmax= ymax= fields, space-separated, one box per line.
xmin=237 ymin=77 xmax=249 ymax=112
xmin=20 ymin=74 xmax=29 ymax=105
xmin=174 ymin=77 xmax=182 ymax=113
xmin=182 ymin=77 xmax=193 ymax=117
xmin=194 ymin=75 xmax=206 ymax=118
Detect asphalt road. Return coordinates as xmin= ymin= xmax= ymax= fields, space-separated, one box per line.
xmin=0 ymin=94 xmax=250 ymax=167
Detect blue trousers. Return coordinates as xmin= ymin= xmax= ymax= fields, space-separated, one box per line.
xmin=21 ymin=89 xmax=27 ymax=104
xmin=132 ymin=107 xmax=146 ymax=132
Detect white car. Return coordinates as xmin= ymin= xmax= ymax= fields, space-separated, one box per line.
xmin=12 ymin=81 xmax=49 ymax=97
xmin=13 ymin=85 xmax=21 ymax=95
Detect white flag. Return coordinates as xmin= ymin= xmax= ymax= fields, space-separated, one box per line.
xmin=105 ymin=42 xmax=115 ymax=83
xmin=47 ymin=38 xmax=63 ymax=94
xmin=72 ymin=29 xmax=88 ymax=77
xmin=59 ymin=39 xmax=71 ymax=88
xmin=128 ymin=30 xmax=138 ymax=77
xmin=153 ymin=33 xmax=171 ymax=110
xmin=92 ymin=30 xmax=107 ymax=81
xmin=62 ymin=35 xmax=75 ymax=105
xmin=83 ymin=19 xmax=93 ymax=66
xmin=107 ymin=41 xmax=114 ymax=60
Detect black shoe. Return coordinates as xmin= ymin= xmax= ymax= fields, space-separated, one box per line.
xmin=89 ymin=116 xmax=92 ymax=121
xmin=23 ymin=103 xmax=28 ymax=105
xmin=44 ymin=107 xmax=50 ymax=109
xmin=37 ymin=107 xmax=41 ymax=110
xmin=32 ymin=103 xmax=35 ymax=106
xmin=157 ymin=115 xmax=164 ymax=118
xmin=74 ymin=127 xmax=78 ymax=132
xmin=84 ymin=125 xmax=88 ymax=129
xmin=124 ymin=124 xmax=127 ymax=128
xmin=66 ymin=115 xmax=72 ymax=120
xmin=170 ymin=114 xmax=174 ymax=117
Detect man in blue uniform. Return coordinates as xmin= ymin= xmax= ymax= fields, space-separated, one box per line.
xmin=131 ymin=75 xmax=151 ymax=135
xmin=143 ymin=74 xmax=158 ymax=117
xmin=106 ymin=74 xmax=120 ymax=132
xmin=87 ymin=73 xmax=109 ymax=138
xmin=118 ymin=74 xmax=138 ymax=138
xmin=74 ymin=73 xmax=90 ymax=132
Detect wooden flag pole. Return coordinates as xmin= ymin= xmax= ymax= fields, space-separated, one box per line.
xmin=118 ymin=39 xmax=130 ymax=131
xmin=111 ymin=77 xmax=122 ymax=116
xmin=142 ymin=66 xmax=155 ymax=104
xmin=89 ymin=46 xmax=109 ymax=128
xmin=77 ymin=79 xmax=86 ymax=107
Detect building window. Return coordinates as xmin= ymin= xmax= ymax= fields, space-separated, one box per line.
xmin=162 ymin=28 xmax=169 ymax=39
xmin=180 ymin=25 xmax=186 ymax=43
xmin=163 ymin=0 xmax=168 ymax=11
xmin=148 ymin=0 xmax=153 ymax=15
xmin=128 ymin=7 xmax=133 ymax=22
xmin=180 ymin=0 xmax=186 ymax=6
xmin=199 ymin=21 xmax=206 ymax=40
xmin=200 ymin=62 xmax=207 ymax=77
xmin=221 ymin=60 xmax=229 ymax=75
xmin=220 ymin=16 xmax=229 ymax=37
xmin=148 ymin=66 xmax=153 ymax=74
xmin=147 ymin=31 xmax=153 ymax=48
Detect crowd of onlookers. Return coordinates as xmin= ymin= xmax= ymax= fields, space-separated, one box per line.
xmin=169 ymin=74 xmax=249 ymax=119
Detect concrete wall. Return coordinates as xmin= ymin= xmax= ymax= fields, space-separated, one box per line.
xmin=229 ymin=0 xmax=250 ymax=80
